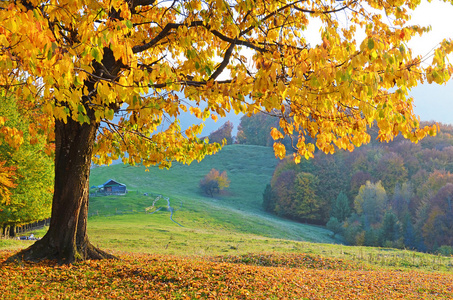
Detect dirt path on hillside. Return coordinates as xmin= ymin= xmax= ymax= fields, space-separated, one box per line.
xmin=146 ymin=195 xmax=184 ymax=227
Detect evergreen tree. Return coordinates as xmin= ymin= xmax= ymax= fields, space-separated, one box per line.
xmin=331 ymin=191 xmax=351 ymax=222
xmin=392 ymin=182 xmax=413 ymax=220
xmin=379 ymin=211 xmax=401 ymax=246
xmin=402 ymin=213 xmax=417 ymax=249
xmin=262 ymin=184 xmax=276 ymax=212
xmin=342 ymin=213 xmax=363 ymax=245
xmin=364 ymin=227 xmax=379 ymax=247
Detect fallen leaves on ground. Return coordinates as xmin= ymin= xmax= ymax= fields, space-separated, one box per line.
xmin=1 ymin=250 xmax=452 ymax=299
xmin=209 ymin=253 xmax=363 ymax=271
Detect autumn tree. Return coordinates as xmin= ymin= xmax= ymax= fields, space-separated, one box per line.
xmin=0 ymin=115 xmax=19 ymax=203
xmin=312 ymin=153 xmax=350 ymax=216
xmin=1 ymin=0 xmax=452 ymax=263
xmin=375 ymin=153 xmax=408 ymax=194
xmin=271 ymin=170 xmax=297 ymax=217
xmin=237 ymin=112 xmax=277 ymax=146
xmin=293 ymin=172 xmax=323 ymax=223
xmin=199 ymin=168 xmax=230 ymax=197
xmin=354 ymin=181 xmax=388 ymax=225
xmin=421 ymin=184 xmax=453 ymax=250
xmin=0 ymin=160 xmax=17 ymax=205
xmin=349 ymin=170 xmax=373 ymax=200
xmin=208 ymin=121 xmax=234 ymax=145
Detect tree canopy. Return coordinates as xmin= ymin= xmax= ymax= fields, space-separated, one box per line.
xmin=1 ymin=0 xmax=452 ymax=263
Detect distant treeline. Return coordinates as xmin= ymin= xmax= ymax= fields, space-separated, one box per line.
xmin=256 ymin=118 xmax=453 ymax=254
xmin=206 ymin=113 xmax=453 ymax=253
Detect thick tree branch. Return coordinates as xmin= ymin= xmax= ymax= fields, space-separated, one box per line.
xmin=148 ymin=79 xmax=232 ymax=90
xmin=213 ymin=30 xmax=266 ymax=52
xmin=132 ymin=22 xmax=185 ymax=53
xmin=240 ymin=1 xmax=306 ymax=37
xmin=293 ymin=1 xmax=357 ymax=14
xmin=132 ymin=19 xmax=266 ymax=54
xmin=130 ymin=0 xmax=157 ymax=11
xmin=208 ymin=43 xmax=235 ymax=81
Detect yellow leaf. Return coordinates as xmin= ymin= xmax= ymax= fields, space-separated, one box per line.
xmin=273 ymin=142 xmax=286 ymax=159
xmin=270 ymin=127 xmax=284 ymax=140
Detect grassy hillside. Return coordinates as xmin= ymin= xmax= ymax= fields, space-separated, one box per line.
xmin=87 ymin=144 xmax=340 ymax=249
xmin=3 ymin=144 xmax=453 ymax=299
xmin=3 ymin=144 xmax=453 ymax=271
xmin=90 ymin=144 xmax=278 ymax=211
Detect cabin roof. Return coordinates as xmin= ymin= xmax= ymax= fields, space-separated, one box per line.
xmin=98 ymin=179 xmax=126 ymax=188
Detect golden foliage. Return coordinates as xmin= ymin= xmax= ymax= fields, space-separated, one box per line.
xmin=1 ymin=251 xmax=453 ymax=299
xmin=0 ymin=161 xmax=17 ymax=205
xmin=0 ymin=0 xmax=452 ymax=165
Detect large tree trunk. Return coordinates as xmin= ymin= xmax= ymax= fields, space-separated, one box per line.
xmin=8 ymin=225 xmax=15 ymax=238
xmin=7 ymin=118 xmax=115 ymax=264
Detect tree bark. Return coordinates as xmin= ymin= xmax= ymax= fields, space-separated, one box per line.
xmin=9 ymin=225 xmax=15 ymax=238
xmin=7 ymin=118 xmax=115 ymax=264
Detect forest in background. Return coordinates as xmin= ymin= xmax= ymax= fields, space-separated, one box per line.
xmin=232 ymin=112 xmax=453 ymax=254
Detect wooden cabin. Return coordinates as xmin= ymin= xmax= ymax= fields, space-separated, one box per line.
xmin=96 ymin=179 xmax=127 ymax=195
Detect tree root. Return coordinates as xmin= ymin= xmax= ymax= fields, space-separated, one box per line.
xmin=5 ymin=237 xmax=117 ymax=265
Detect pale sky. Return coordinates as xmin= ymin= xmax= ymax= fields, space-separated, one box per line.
xmin=408 ymin=0 xmax=453 ymax=125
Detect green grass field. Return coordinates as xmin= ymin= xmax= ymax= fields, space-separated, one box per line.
xmin=3 ymin=144 xmax=453 ymax=273
xmin=2 ymin=144 xmax=453 ymax=299
xmin=87 ymin=144 xmax=341 ymax=245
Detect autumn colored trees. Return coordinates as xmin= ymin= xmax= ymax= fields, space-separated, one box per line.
xmin=264 ymin=124 xmax=453 ymax=252
xmin=0 ymin=96 xmax=53 ymax=237
xmin=1 ymin=0 xmax=452 ymax=263
xmin=237 ymin=112 xmax=298 ymax=151
xmin=208 ymin=121 xmax=234 ymax=145
xmin=237 ymin=112 xmax=277 ymax=147
xmin=199 ymin=169 xmax=230 ymax=197
xmin=0 ymin=161 xmax=16 ymax=206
